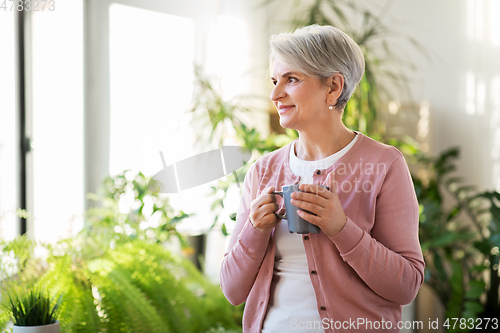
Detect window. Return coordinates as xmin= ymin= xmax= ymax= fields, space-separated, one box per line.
xmin=30 ymin=1 xmax=84 ymax=242
xmin=0 ymin=10 xmax=18 ymax=241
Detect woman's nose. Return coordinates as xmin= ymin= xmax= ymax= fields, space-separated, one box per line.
xmin=270 ymin=84 xmax=286 ymax=102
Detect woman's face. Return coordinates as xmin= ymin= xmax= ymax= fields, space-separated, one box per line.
xmin=270 ymin=59 xmax=330 ymax=131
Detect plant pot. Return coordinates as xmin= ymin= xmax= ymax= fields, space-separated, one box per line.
xmin=13 ymin=321 xmax=60 ymax=333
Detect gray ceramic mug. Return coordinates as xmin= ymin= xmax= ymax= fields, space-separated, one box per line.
xmin=272 ymin=184 xmax=329 ymax=234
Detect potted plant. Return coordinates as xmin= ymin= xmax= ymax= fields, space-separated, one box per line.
xmin=0 ymin=173 xmax=243 ymax=332
xmin=7 ymin=286 xmax=62 ymax=333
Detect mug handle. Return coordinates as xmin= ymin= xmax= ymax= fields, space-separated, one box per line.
xmin=271 ymin=191 xmax=286 ymax=219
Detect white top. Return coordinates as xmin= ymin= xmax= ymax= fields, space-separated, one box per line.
xmin=262 ymin=134 xmax=359 ymax=333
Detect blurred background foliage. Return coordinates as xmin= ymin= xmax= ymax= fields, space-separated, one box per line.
xmin=408 ymin=147 xmax=500 ymax=328
xmin=0 ymin=174 xmax=243 ymax=332
xmin=85 ymin=170 xmax=190 ymax=248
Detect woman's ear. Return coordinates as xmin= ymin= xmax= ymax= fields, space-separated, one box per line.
xmin=327 ymin=73 xmax=344 ymax=104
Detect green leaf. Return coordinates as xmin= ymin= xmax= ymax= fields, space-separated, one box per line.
xmin=211 ymin=198 xmax=224 ymax=211
xmin=490 ymin=202 xmax=500 ymax=223
xmin=444 ymin=177 xmax=464 ymax=186
xmin=445 ymin=260 xmax=466 ymax=319
xmin=470 ymin=263 xmax=488 ymax=273
xmin=465 ymin=280 xmax=485 ymax=299
xmin=430 ymin=232 xmax=458 ymax=248
xmin=462 ymin=300 xmax=483 ymax=318
xmin=6 ymin=286 xmax=62 ymax=326
xmin=446 ymin=206 xmax=461 ymax=222
xmin=473 ymin=240 xmax=492 ymax=255
xmin=433 ymin=253 xmax=447 ymax=282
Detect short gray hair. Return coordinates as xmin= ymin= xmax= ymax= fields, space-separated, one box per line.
xmin=270 ymin=25 xmax=365 ymax=108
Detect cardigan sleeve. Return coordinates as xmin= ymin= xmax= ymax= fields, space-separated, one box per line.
xmin=330 ymin=154 xmax=425 ymax=305
xmin=219 ymin=164 xmax=271 ymax=306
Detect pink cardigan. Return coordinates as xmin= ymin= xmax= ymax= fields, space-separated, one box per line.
xmin=220 ymin=132 xmax=425 ymax=333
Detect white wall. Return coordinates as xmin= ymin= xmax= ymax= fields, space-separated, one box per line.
xmin=373 ymin=0 xmax=500 ymax=191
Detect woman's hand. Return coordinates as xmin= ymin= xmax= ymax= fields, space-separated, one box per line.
xmin=290 ymin=181 xmax=347 ymax=237
xmin=249 ymin=186 xmax=283 ymax=234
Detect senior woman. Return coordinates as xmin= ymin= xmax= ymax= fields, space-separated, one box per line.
xmin=220 ymin=25 xmax=424 ymax=333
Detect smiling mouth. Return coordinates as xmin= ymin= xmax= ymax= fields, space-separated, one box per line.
xmin=278 ymin=105 xmax=295 ymax=114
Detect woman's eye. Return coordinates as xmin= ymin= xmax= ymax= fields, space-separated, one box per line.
xmin=272 ymin=80 xmax=277 ymax=86
xmin=288 ymin=77 xmax=298 ymax=83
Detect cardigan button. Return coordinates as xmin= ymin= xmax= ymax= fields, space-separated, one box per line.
xmin=304 ymin=236 xmax=309 ymax=240
xmin=315 ymin=169 xmax=321 ymax=175
xmin=320 ymin=306 xmax=326 ymax=311
xmin=311 ymin=270 xmax=317 ymax=275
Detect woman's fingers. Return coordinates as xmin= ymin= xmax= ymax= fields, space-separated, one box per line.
xmin=261 ymin=202 xmax=279 ymax=215
xmin=259 ymin=187 xmax=277 ymax=206
xmin=291 ymin=189 xmax=328 ymax=209
xmin=298 ymin=184 xmax=331 ymax=199
xmin=297 ymin=209 xmax=321 ymax=225
xmin=290 ymin=197 xmax=321 ymax=215
xmin=250 ymin=186 xmax=282 ymax=233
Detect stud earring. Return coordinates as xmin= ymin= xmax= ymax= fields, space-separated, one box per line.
xmin=328 ymin=104 xmax=333 ymax=110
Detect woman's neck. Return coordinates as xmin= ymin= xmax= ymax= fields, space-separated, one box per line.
xmin=294 ymin=124 xmax=356 ymax=161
